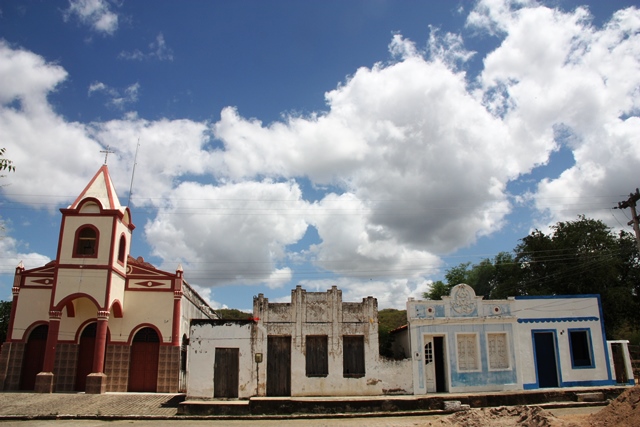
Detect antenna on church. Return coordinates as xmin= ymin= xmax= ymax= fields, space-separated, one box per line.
xmin=127 ymin=139 xmax=140 ymax=207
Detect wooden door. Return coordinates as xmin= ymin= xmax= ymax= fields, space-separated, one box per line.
xmin=434 ymin=336 xmax=447 ymax=392
xmin=128 ymin=328 xmax=160 ymax=392
xmin=267 ymin=336 xmax=291 ymax=396
xmin=214 ymin=348 xmax=239 ymax=398
xmin=611 ymin=343 xmax=628 ymax=384
xmin=533 ymin=332 xmax=559 ymax=388
xmin=423 ymin=336 xmax=436 ymax=392
xmin=20 ymin=325 xmax=48 ymax=390
xmin=75 ymin=323 xmax=97 ymax=391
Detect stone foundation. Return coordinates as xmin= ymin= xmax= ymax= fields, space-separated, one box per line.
xmin=53 ymin=343 xmax=78 ymax=392
xmin=85 ymin=373 xmax=107 ymax=394
xmin=105 ymin=344 xmax=130 ymax=392
xmin=34 ymin=372 xmax=55 ymax=393
xmin=157 ymin=346 xmax=180 ymax=392
xmin=0 ymin=342 xmax=24 ymax=391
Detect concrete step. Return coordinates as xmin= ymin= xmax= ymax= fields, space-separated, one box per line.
xmin=177 ymin=386 xmax=627 ymax=416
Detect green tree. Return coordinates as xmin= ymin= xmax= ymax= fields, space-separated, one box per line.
xmin=0 ymin=300 xmax=11 ymax=343
xmin=1 ymin=148 xmax=14 ymax=234
xmin=516 ymin=216 xmax=639 ymax=337
xmin=516 ymin=216 xmax=618 ymax=295
xmin=423 ymin=216 xmax=640 ymax=339
xmin=424 ymin=280 xmax=450 ymax=300
xmin=378 ymin=308 xmax=407 ymax=358
xmin=424 ymin=252 xmax=519 ymax=300
xmin=0 ymin=148 xmax=14 ymax=174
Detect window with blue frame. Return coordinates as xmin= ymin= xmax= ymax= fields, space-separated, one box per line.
xmin=568 ymin=329 xmax=594 ymax=368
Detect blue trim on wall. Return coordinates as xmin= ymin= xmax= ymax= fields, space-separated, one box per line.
xmin=514 ymin=294 xmax=600 ymax=300
xmin=415 ymin=323 xmax=517 ymax=389
xmin=568 ymin=328 xmax=595 ymax=369
xmin=560 ymin=379 xmax=616 ymax=387
xmin=524 ymin=379 xmax=616 ymax=389
xmin=518 ymin=317 xmax=598 ymax=323
xmin=531 ymin=329 xmax=562 ymax=389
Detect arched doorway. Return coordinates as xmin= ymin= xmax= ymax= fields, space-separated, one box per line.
xmin=128 ymin=327 xmax=159 ymax=392
xmin=20 ymin=324 xmax=48 ymax=390
xmin=75 ymin=322 xmax=97 ymax=391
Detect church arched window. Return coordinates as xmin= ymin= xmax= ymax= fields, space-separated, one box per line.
xmin=73 ymin=225 xmax=98 ymax=257
xmin=118 ymin=234 xmax=126 ymax=264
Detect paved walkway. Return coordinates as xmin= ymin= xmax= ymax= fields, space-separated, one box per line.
xmin=0 ymin=386 xmax=625 ymax=421
xmin=0 ymin=393 xmax=183 ymax=418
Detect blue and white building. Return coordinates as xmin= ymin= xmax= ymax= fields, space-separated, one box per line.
xmin=406 ymin=284 xmax=632 ymax=394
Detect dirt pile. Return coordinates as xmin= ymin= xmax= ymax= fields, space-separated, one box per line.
xmin=448 ymin=406 xmax=559 ymax=426
xmin=425 ymin=385 xmax=640 ymax=427
xmin=587 ymin=385 xmax=640 ymax=427
xmin=426 ymin=405 xmax=575 ymax=427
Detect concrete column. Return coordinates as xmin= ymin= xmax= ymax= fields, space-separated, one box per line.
xmin=172 ymin=290 xmax=183 ymax=346
xmin=86 ymin=310 xmax=109 ymax=394
xmin=34 ymin=310 xmax=62 ymax=393
xmin=6 ymin=287 xmax=20 ymax=343
xmin=6 ymin=262 xmax=25 ymax=342
xmin=92 ymin=311 xmax=109 ymax=373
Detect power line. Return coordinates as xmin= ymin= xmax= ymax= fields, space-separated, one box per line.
xmin=615 ymin=188 xmax=640 ymax=252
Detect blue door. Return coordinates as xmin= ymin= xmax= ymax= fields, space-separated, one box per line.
xmin=533 ymin=332 xmax=559 ymax=388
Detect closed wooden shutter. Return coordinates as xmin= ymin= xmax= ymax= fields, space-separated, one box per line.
xmin=343 ymin=335 xmax=365 ymax=377
xmin=305 ymin=336 xmax=328 ymax=377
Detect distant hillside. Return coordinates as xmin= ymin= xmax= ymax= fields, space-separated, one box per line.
xmin=216 ymin=308 xmax=253 ymax=320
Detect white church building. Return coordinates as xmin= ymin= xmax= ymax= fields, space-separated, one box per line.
xmin=0 ymin=165 xmax=216 ymax=393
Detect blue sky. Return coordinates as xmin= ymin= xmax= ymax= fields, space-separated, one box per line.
xmin=1 ymin=0 xmax=639 ymax=311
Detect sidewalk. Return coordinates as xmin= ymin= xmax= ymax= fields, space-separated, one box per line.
xmin=0 ymin=392 xmax=183 ymax=420
xmin=0 ymin=386 xmax=628 ymax=421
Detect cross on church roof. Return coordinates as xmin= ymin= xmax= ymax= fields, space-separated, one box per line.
xmin=100 ymin=146 xmax=116 ymax=165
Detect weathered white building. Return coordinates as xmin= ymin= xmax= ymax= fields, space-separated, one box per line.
xmin=406 ymin=284 xmax=518 ymax=394
xmin=188 ymin=319 xmax=256 ymax=399
xmin=187 ymin=283 xmax=634 ymax=400
xmin=405 ymin=284 xmax=631 ymax=394
xmin=186 ymin=285 xmax=412 ymax=399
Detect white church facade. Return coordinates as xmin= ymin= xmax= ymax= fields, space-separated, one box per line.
xmin=0 ymin=165 xmax=216 ymax=393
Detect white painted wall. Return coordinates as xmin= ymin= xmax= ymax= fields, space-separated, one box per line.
xmin=252 ymin=286 xmax=413 ymax=397
xmin=512 ymin=296 xmax=612 ymax=388
xmin=187 ymin=320 xmax=255 ymax=399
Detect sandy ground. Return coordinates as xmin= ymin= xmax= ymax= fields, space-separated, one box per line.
xmin=423 ymin=385 xmax=640 ymax=427
xmin=0 ymin=406 xmax=618 ymax=427
xmin=0 ymin=386 xmax=637 ymax=427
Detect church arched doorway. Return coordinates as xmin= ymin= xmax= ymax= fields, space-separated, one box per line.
xmin=20 ymin=324 xmax=48 ymax=390
xmin=75 ymin=322 xmax=102 ymax=391
xmin=128 ymin=327 xmax=160 ymax=392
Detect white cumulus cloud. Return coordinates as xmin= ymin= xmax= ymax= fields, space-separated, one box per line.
xmin=2 ymin=0 xmax=640 ymax=306
xmin=64 ymin=0 xmax=119 ymax=35
xmin=470 ymin=1 xmax=640 ymax=228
